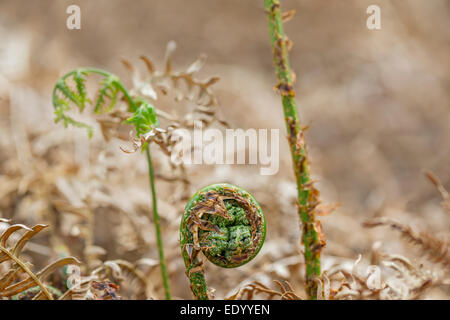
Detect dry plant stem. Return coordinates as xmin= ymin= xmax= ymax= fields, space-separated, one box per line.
xmin=146 ymin=146 xmax=171 ymax=300
xmin=0 ymin=246 xmax=53 ymax=300
xmin=265 ymin=0 xmax=321 ymax=299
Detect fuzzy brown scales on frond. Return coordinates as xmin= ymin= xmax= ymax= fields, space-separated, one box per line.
xmin=298 ymin=183 xmax=323 ymax=253
xmin=265 ymin=0 xmax=324 ymax=298
xmin=0 ymin=222 xmax=80 ymax=300
xmin=187 ymin=191 xmax=232 ymax=236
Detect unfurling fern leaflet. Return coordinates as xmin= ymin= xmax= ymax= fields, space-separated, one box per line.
xmin=0 ymin=222 xmax=80 ymax=300
xmin=94 ymin=74 xmax=120 ymax=113
xmin=125 ymin=97 xmax=159 ymax=137
xmin=72 ymin=69 xmax=89 ymax=111
xmin=180 ymin=183 xmax=266 ymax=300
xmin=52 ymin=67 xmax=158 ymax=138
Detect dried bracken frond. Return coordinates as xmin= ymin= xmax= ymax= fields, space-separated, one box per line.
xmin=319 ymin=241 xmax=450 ymax=300
xmin=120 ymin=42 xmax=229 ymax=199
xmin=90 ymin=281 xmax=121 ymax=300
xmin=425 ymin=171 xmax=450 ymax=213
xmin=62 ymin=277 xmax=121 ymax=300
xmin=60 ymin=258 xmax=157 ymax=300
xmin=0 ymin=222 xmax=80 ymax=300
xmin=91 ymin=259 xmax=154 ymax=299
xmin=363 ymin=217 xmax=450 ymax=267
xmin=123 ymin=41 xmax=227 ymax=130
xmin=227 ymin=280 xmax=302 ymax=300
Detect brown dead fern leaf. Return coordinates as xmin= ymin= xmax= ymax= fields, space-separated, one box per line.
xmin=0 ymin=222 xmax=80 ymax=300
xmin=61 ymin=277 xmax=121 ymax=300
xmin=425 ymin=171 xmax=450 ymax=213
xmin=319 ymin=253 xmax=440 ymax=300
xmin=363 ymin=217 xmax=450 ymax=267
xmin=90 ymin=281 xmax=121 ymax=300
xmin=122 ymin=41 xmax=228 ymax=130
xmin=91 ymin=259 xmax=153 ymax=299
xmin=226 ymin=280 xmax=302 ymax=300
xmin=60 ymin=259 xmax=152 ymax=300
xmin=378 ymin=253 xmax=441 ymax=300
xmin=119 ymin=42 xmax=231 ymax=200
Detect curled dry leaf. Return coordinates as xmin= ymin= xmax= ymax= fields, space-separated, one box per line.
xmin=0 ymin=222 xmax=80 ymax=300
xmin=425 ymin=171 xmax=450 ymax=213
xmin=315 ymin=202 xmax=341 ymax=216
xmin=227 ymin=280 xmax=302 ymax=300
xmin=281 ymin=10 xmax=296 ymax=23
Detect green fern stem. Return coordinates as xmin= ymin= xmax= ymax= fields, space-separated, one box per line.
xmin=146 ymin=147 xmax=171 ymax=300
xmin=264 ymin=0 xmax=322 ymax=299
xmin=180 ymin=183 xmax=266 ymax=300
xmin=52 ymin=67 xmax=171 ymax=299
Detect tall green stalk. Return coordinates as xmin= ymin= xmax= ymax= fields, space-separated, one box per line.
xmin=264 ymin=0 xmax=323 ymax=299
xmin=146 ymin=147 xmax=171 ymax=300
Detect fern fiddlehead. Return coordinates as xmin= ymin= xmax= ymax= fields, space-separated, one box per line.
xmin=51 ymin=67 xmax=171 ymax=299
xmin=180 ymin=183 xmax=266 ymax=299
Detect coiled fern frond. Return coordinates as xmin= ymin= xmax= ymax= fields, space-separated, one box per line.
xmin=180 ymin=183 xmax=266 ymax=299
xmin=52 ymin=68 xmax=158 ymax=138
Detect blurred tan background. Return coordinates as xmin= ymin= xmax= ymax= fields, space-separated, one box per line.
xmin=0 ymin=0 xmax=449 ymax=299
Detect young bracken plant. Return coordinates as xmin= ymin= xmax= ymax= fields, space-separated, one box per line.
xmin=52 ymin=43 xmax=224 ymax=300
xmin=52 ymin=67 xmax=170 ymax=299
xmin=265 ymin=0 xmax=325 ymax=299
xmin=180 ymin=184 xmax=266 ymax=299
